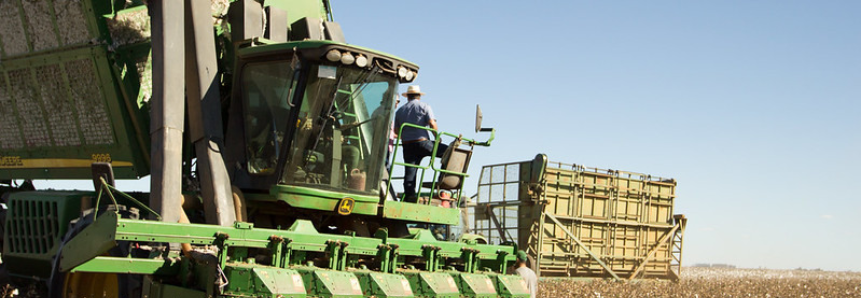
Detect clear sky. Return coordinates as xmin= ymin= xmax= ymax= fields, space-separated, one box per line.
xmin=330 ymin=1 xmax=861 ymax=271
xmin=37 ymin=1 xmax=859 ymax=271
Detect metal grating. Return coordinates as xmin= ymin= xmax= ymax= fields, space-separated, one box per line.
xmin=9 ymin=68 xmax=51 ymax=148
xmin=37 ymin=64 xmax=80 ymax=147
xmin=21 ymin=0 xmax=59 ymax=52
xmin=53 ymin=0 xmax=91 ymax=46
xmin=0 ymin=74 xmax=24 ymax=150
xmin=66 ymin=58 xmax=115 ymax=145
xmin=6 ymin=199 xmax=60 ymax=254
xmin=0 ymin=0 xmax=29 ymax=56
xmin=474 ymin=163 xmax=522 ymax=245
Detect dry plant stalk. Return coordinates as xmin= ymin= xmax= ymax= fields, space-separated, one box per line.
xmin=539 ymin=267 xmax=861 ymax=298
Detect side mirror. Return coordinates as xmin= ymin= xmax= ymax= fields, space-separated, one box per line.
xmin=475 ymin=105 xmax=483 ymax=133
xmin=473 ymin=105 xmax=494 ymax=146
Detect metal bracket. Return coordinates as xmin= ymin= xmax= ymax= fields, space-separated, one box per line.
xmin=628 ymin=215 xmax=687 ymax=280
xmin=543 ymin=212 xmax=621 ymax=280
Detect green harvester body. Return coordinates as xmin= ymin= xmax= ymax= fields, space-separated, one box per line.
xmin=0 ymin=0 xmax=527 ymax=297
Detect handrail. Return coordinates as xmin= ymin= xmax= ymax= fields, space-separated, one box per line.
xmin=385 ymin=122 xmax=492 ymax=206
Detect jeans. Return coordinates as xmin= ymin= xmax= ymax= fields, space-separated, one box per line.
xmin=402 ymin=140 xmax=448 ymax=202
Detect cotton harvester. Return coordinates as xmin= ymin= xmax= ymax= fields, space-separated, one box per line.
xmin=0 ymin=0 xmax=528 ymax=297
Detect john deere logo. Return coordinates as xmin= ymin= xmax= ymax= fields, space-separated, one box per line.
xmin=337 ymin=197 xmax=355 ymax=215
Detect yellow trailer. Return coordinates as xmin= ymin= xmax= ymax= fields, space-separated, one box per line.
xmin=473 ymin=154 xmax=687 ymax=280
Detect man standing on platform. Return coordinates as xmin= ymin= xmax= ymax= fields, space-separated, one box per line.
xmin=394 ymin=85 xmax=447 ymax=202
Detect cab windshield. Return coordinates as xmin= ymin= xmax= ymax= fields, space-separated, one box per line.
xmin=281 ymin=64 xmax=397 ymax=195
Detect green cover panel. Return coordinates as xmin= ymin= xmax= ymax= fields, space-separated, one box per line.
xmin=355 ymin=271 xmax=415 ymax=298
xmin=403 ymin=271 xmax=460 ymax=298
xmin=2 ymin=191 xmax=87 ymax=279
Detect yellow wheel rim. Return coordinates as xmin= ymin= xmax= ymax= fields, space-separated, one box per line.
xmin=62 ymin=271 xmax=119 ymax=298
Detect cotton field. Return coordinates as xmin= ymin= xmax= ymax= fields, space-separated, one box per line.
xmin=539 ymin=267 xmax=861 ymax=298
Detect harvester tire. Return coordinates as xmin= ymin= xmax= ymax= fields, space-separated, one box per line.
xmin=48 ymin=205 xmax=142 ymax=298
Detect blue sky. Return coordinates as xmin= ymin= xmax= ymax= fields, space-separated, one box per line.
xmin=331 ymin=1 xmax=861 ymax=271
xmin=38 ymin=1 xmax=859 ymax=271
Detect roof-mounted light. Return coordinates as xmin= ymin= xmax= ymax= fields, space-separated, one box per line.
xmin=355 ymin=55 xmax=368 ymax=68
xmin=405 ymin=70 xmax=415 ymax=81
xmin=340 ymin=52 xmax=355 ymax=65
xmin=326 ymin=49 xmax=341 ymax=62
xmin=397 ymin=66 xmax=407 ymax=78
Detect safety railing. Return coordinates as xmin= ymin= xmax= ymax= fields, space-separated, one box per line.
xmin=385 ymin=123 xmax=493 ymax=207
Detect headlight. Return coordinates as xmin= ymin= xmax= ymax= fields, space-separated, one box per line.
xmin=397 ymin=66 xmax=407 ymax=78
xmin=326 ymin=49 xmax=341 ymax=62
xmin=340 ymin=52 xmax=355 ymax=65
xmin=405 ymin=70 xmax=415 ymax=81
xmin=355 ymin=55 xmax=368 ymax=68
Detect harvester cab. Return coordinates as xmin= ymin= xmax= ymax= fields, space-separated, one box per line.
xmin=223 ymin=40 xmax=496 ymax=238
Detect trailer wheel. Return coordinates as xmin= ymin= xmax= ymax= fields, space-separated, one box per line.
xmin=48 ymin=205 xmax=142 ymax=298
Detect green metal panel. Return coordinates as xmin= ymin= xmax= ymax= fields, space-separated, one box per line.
xmin=452 ymin=273 xmax=497 ymax=298
xmin=493 ymin=274 xmax=531 ymax=298
xmin=102 ymin=216 xmax=515 ymax=262
xmin=72 ymin=256 xmax=181 ymax=275
xmin=143 ymin=278 xmax=207 ymax=298
xmin=58 ymin=214 xmax=118 ymax=271
xmin=382 ymin=201 xmax=460 ymax=225
xmin=297 ymin=268 xmax=364 ymax=298
xmin=2 ymin=191 xmax=86 ymax=279
xmin=354 ymin=271 xmax=415 ymax=298
xmin=223 ymin=265 xmax=308 ymax=297
xmin=273 ymin=185 xmax=379 ymax=216
xmin=402 ymin=271 xmax=460 ymax=298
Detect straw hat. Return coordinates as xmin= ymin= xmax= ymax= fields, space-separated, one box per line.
xmin=401 ymin=85 xmax=425 ymax=97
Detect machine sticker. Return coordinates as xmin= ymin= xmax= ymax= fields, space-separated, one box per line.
xmin=91 ymin=153 xmax=112 ymax=163
xmin=0 ymin=156 xmax=23 ymax=167
xmin=337 ymin=197 xmax=355 ymax=215
xmin=292 ymin=274 xmax=305 ymax=292
xmin=0 ymin=157 xmax=133 ymax=169
xmin=350 ymin=277 xmax=362 ymax=294
xmin=401 ymin=279 xmax=413 ymax=295
xmin=318 ymin=65 xmax=337 ymax=79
